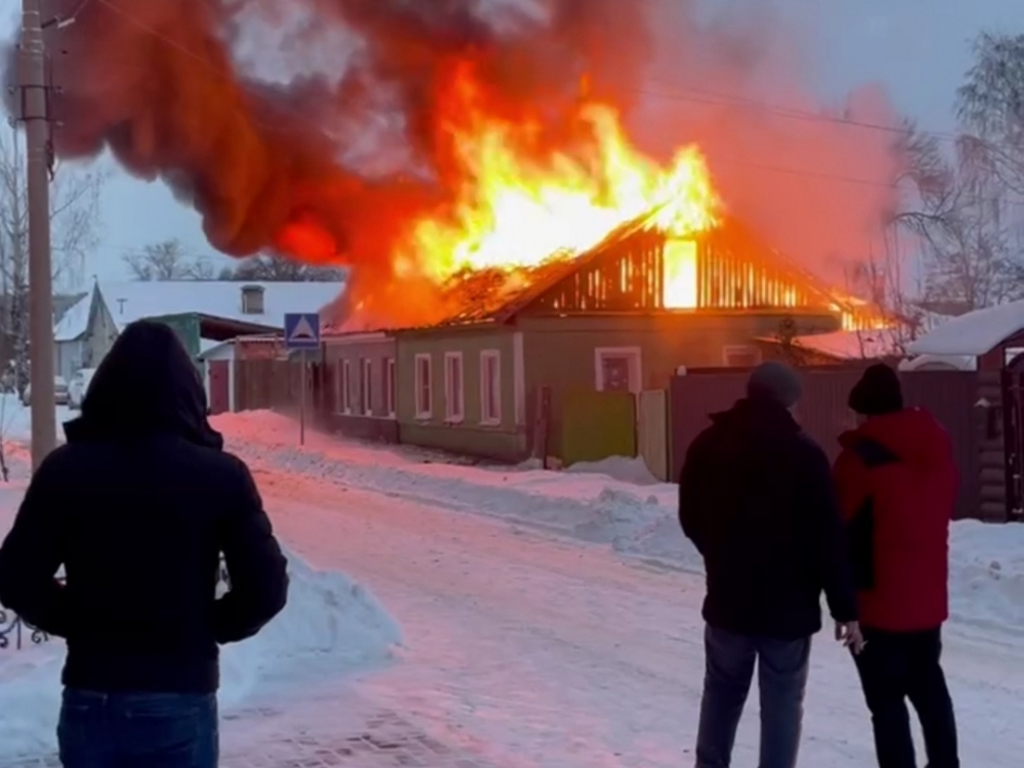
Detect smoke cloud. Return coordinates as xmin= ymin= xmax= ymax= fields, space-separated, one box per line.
xmin=6 ymin=0 xmax=905 ymax=321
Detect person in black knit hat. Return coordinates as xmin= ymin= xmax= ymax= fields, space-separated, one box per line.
xmin=679 ymin=362 xmax=861 ymax=768
xmin=835 ymin=363 xmax=961 ymax=768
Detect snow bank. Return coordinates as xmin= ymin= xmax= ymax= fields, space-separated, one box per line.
xmin=0 ymin=548 xmax=399 ymax=760
xmin=218 ymin=411 xmax=1024 ymax=636
xmin=565 ymin=455 xmax=662 ymax=486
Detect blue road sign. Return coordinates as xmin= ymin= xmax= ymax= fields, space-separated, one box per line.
xmin=283 ymin=313 xmax=321 ymax=349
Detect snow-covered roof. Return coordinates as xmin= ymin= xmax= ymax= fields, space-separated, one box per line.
xmin=53 ymin=290 xmax=94 ymax=342
xmin=55 ymin=280 xmax=345 ymax=340
xmin=907 ymin=299 xmax=1024 ymax=356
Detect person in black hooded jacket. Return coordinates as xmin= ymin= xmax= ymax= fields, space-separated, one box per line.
xmin=0 ymin=320 xmax=288 ymax=768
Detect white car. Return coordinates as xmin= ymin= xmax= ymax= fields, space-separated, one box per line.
xmin=22 ymin=376 xmax=70 ymax=406
xmin=68 ymin=368 xmax=97 ymax=410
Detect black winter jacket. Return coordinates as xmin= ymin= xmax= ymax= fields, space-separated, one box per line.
xmin=0 ymin=321 xmax=288 ymax=693
xmin=678 ymin=398 xmax=857 ymax=640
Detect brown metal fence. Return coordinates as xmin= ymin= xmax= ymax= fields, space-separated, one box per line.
xmin=669 ymin=368 xmax=987 ymax=521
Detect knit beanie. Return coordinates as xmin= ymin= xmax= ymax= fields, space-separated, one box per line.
xmin=747 ymin=362 xmax=802 ymax=409
xmin=848 ymin=363 xmax=903 ymax=416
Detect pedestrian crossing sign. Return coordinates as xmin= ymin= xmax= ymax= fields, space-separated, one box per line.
xmin=284 ymin=313 xmax=321 ymax=349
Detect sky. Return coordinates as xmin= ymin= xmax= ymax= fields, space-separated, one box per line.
xmin=3 ymin=0 xmax=1024 ymax=290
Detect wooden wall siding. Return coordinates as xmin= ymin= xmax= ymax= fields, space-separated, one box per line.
xmin=531 ymin=232 xmax=666 ymax=313
xmin=524 ymin=229 xmax=851 ymax=317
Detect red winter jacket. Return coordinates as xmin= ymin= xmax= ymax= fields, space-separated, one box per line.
xmin=833 ymin=408 xmax=958 ymax=632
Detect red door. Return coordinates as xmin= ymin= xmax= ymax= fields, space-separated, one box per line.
xmin=209 ymin=360 xmax=231 ymax=415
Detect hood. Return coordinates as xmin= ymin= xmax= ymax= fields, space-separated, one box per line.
xmin=63 ymin=320 xmax=224 ymax=450
xmin=838 ymin=408 xmax=950 ymax=469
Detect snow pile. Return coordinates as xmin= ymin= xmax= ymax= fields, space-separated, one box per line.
xmin=565 ymin=455 xmax=662 ymax=486
xmin=0 ymin=548 xmax=399 ymax=760
xmin=949 ymin=521 xmax=1024 ymax=631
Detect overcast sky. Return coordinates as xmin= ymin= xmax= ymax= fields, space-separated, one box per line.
xmin=3 ymin=0 xmax=1024 ymax=289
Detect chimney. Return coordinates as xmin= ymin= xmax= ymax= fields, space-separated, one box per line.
xmin=241 ymin=284 xmax=265 ymax=315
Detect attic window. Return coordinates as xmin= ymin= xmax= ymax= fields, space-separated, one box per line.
xmin=241 ymin=284 xmax=264 ymax=314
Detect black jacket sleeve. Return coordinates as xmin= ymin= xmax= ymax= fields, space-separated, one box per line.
xmin=214 ymin=459 xmax=289 ymax=644
xmin=679 ymin=430 xmax=712 ymax=555
xmin=800 ymin=439 xmax=858 ymax=624
xmin=0 ymin=455 xmax=68 ymax=637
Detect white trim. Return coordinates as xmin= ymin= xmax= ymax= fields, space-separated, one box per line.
xmin=513 ymin=332 xmax=525 ymax=426
xmin=414 ymin=353 xmax=432 ymax=420
xmin=385 ymin=357 xmax=397 ymax=419
xmin=340 ymin=359 xmax=352 ymax=414
xmin=723 ymin=345 xmax=762 ymax=367
xmin=444 ymin=351 xmax=465 ymax=424
xmin=594 ymin=346 xmax=643 ymax=393
xmin=360 ymin=358 xmax=373 ymax=415
xmin=479 ymin=350 xmax=502 ymax=426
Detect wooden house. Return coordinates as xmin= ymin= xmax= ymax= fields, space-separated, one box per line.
xmin=322 ymin=215 xmax=878 ymax=465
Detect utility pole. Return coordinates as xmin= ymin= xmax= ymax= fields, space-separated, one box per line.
xmin=16 ymin=0 xmax=57 ymax=469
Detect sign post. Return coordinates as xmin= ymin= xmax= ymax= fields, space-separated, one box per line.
xmin=283 ymin=313 xmax=321 ymax=447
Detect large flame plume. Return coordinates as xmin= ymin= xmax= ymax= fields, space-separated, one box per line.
xmin=5 ymin=0 xmax=903 ymax=328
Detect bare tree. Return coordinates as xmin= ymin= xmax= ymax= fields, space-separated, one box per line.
xmin=219 ymin=253 xmax=344 ymax=282
xmin=123 ymin=239 xmax=189 ymax=280
xmin=0 ymin=126 xmax=104 ymax=395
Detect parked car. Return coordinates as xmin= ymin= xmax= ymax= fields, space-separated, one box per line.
xmin=22 ymin=376 xmax=70 ymax=406
xmin=68 ymin=368 xmax=97 ymax=410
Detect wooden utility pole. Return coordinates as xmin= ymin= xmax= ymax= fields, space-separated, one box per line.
xmin=16 ymin=0 xmax=57 ymax=469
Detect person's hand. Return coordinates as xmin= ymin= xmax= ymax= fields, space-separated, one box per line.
xmin=835 ymin=621 xmax=866 ymax=655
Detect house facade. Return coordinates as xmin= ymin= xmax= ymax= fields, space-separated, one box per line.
xmin=322 ymin=217 xmax=870 ymax=463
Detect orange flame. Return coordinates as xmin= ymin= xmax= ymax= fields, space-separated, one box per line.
xmin=392 ymin=64 xmax=720 ymax=308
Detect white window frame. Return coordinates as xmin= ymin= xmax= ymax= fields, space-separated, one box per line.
xmin=444 ymin=351 xmax=465 ymax=424
xmin=340 ymin=359 xmax=352 ymax=414
xmin=385 ymin=358 xmax=396 ymax=419
xmin=479 ymin=350 xmax=501 ymax=426
xmin=723 ymin=345 xmax=762 ymax=368
xmin=414 ymin=353 xmax=432 ymax=420
xmin=594 ymin=347 xmax=642 ymax=394
xmin=360 ymin=358 xmax=373 ymax=415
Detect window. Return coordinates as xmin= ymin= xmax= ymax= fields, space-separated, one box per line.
xmin=444 ymin=352 xmax=465 ymax=423
xmin=339 ymin=360 xmax=352 ymax=414
xmin=723 ymin=346 xmax=762 ymax=368
xmin=594 ymin=347 xmax=642 ymax=393
xmin=360 ymin=358 xmax=373 ymax=415
xmin=385 ymin=358 xmax=396 ymax=418
xmin=480 ymin=350 xmax=501 ymax=425
xmin=414 ymin=353 xmax=432 ymax=419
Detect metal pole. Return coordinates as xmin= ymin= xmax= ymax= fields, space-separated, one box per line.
xmin=19 ymin=0 xmax=56 ymax=469
xmin=299 ymin=350 xmax=306 ymax=446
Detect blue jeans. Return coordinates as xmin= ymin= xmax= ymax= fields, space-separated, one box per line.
xmin=695 ymin=625 xmax=811 ymax=768
xmin=58 ymin=688 xmax=218 ymax=768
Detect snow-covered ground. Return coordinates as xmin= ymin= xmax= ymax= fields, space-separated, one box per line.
xmin=1 ymin=408 xmax=1023 ymax=766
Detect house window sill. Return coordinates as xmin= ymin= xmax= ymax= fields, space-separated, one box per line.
xmin=479 ymin=418 xmax=501 ymax=428
xmin=444 ymin=416 xmax=465 ymax=425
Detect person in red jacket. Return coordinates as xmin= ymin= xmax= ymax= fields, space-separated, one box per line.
xmin=834 ymin=363 xmax=960 ymax=768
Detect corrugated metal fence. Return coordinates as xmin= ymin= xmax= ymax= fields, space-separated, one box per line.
xmin=669 ymin=369 xmax=988 ymax=521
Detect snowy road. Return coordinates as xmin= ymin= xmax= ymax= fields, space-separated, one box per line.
xmin=247 ymin=462 xmax=1024 ymax=768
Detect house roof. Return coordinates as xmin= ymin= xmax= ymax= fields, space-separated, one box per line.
xmin=54 ymin=280 xmax=345 ymax=341
xmin=907 ymin=299 xmax=1024 ymax=356
xmin=54 ymin=288 xmax=96 ymax=342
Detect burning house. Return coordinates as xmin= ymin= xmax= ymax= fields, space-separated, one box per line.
xmin=321 ymin=208 xmax=881 ymax=464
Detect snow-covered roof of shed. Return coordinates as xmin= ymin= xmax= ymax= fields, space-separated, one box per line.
xmin=755 ymin=329 xmax=902 ymax=361
xmin=54 ymin=280 xmax=345 ymax=340
xmin=907 ymin=299 xmax=1024 ymax=356
xmin=53 ymin=290 xmax=94 ymax=342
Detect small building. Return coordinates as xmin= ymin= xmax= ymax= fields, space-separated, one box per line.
xmin=324 ymin=216 xmax=877 ymax=465
xmin=52 ymin=280 xmax=344 ymax=382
